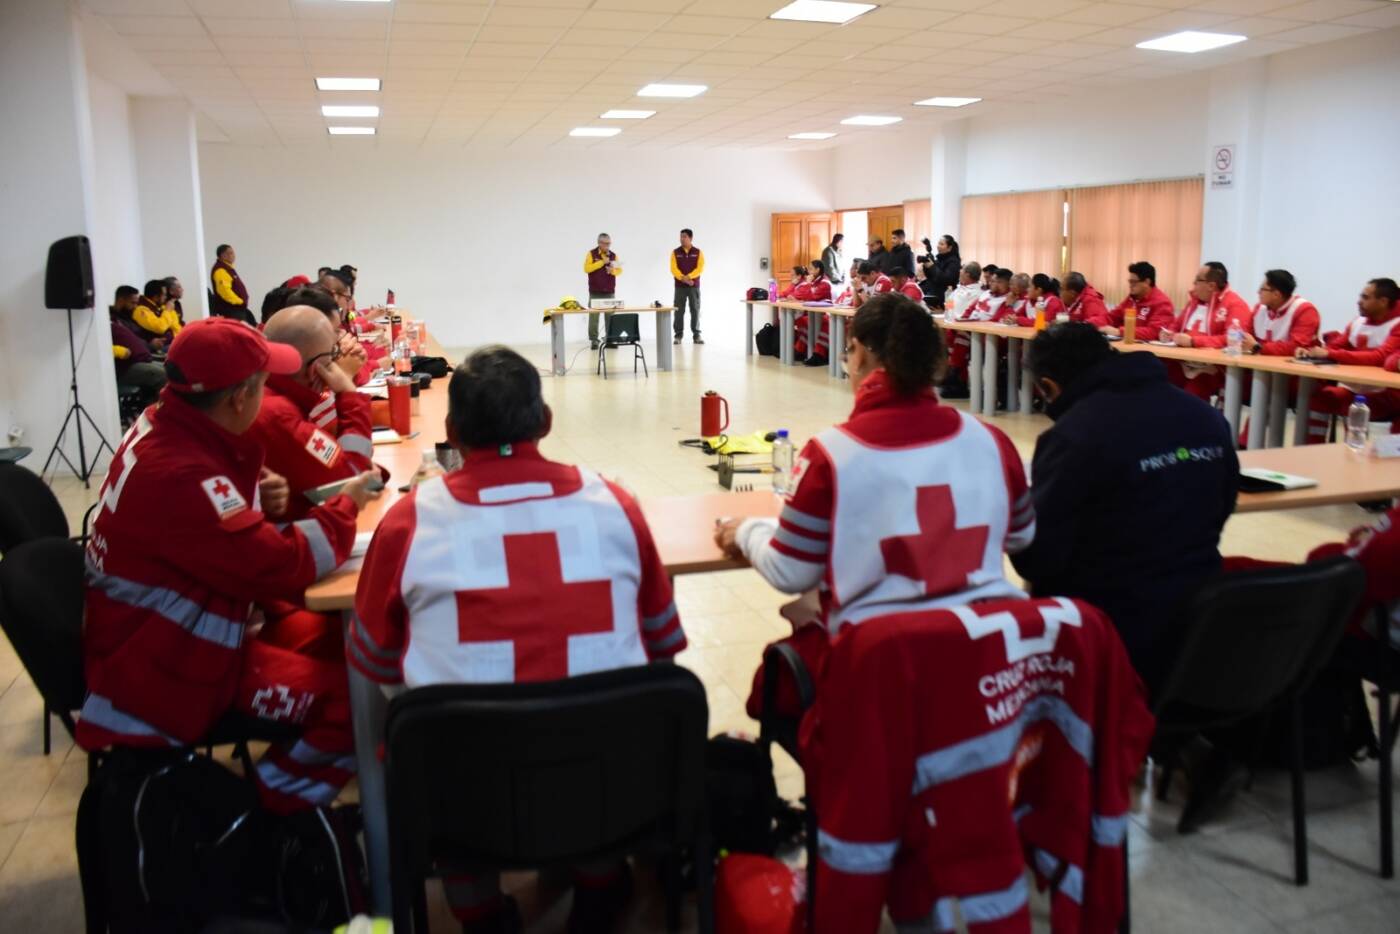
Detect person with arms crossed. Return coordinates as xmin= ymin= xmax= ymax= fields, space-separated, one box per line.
xmin=714 ymin=293 xmax=1034 ymax=720
xmin=351 ymin=347 xmax=684 ymax=933
xmin=1295 ymin=277 xmax=1400 ymax=441
xmin=670 ymin=227 xmax=705 ymax=345
xmin=77 ymin=317 xmax=383 ymax=814
xmin=210 ymin=243 xmax=253 ymax=325
xmin=1097 ymin=261 xmax=1175 ymax=341
xmin=1011 ymin=323 xmax=1237 ymax=698
xmin=585 ymin=232 xmax=621 ymax=350
xmin=887 ymin=228 xmax=916 ymax=278
xmin=131 ymin=279 xmax=180 ymax=350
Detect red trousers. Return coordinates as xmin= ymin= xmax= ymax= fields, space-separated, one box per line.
xmin=1165 ymin=360 xmax=1224 ymax=405
xmin=1305 ymin=385 xmax=1400 ymax=444
xmin=794 ymin=313 xmax=831 ymax=358
xmin=239 ymin=609 xmax=356 ymax=815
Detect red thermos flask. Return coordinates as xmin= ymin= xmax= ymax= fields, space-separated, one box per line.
xmin=701 ymin=391 xmax=730 ymax=437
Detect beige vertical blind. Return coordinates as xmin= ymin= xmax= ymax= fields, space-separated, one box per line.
xmin=959 ymin=189 xmax=1065 ymax=280
xmin=902 ymin=198 xmax=932 ymax=247
xmin=1066 ymin=178 xmax=1204 ymax=310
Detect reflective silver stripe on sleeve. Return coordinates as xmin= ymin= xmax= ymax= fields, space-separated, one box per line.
xmin=646 ymin=627 xmax=686 ymax=652
xmin=88 ymin=569 xmax=244 ymax=650
xmin=1091 ymin=813 xmax=1129 ymax=846
xmin=78 ymin=694 xmax=181 ymax=745
xmin=961 ymin=875 xmax=1032 ymax=923
xmin=255 ymin=760 xmax=340 ymax=806
xmin=352 ymin=613 xmax=399 ymax=663
xmin=338 ymin=433 xmax=372 ymax=458
xmin=779 ymin=505 xmax=831 ymax=534
xmin=348 ymin=633 xmax=402 ymax=682
xmin=285 ymin=739 xmax=358 ymax=773
xmin=642 ymin=602 xmax=678 ymax=633
xmin=912 ymin=695 xmax=1093 ymax=794
xmin=817 ymin=830 xmax=899 ymax=875
xmin=293 ymin=518 xmax=336 ymax=577
xmin=773 ymin=525 xmax=829 ymax=556
xmin=1032 ymin=848 xmax=1084 ymax=904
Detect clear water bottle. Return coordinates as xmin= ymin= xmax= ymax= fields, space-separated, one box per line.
xmin=771 ymin=430 xmax=794 ymax=494
xmin=1225 ymin=322 xmax=1243 ymax=356
xmin=410 ymin=449 xmax=445 ymax=488
xmin=1346 ymin=395 xmax=1371 ymax=452
xmin=392 ymin=334 xmax=412 ymax=374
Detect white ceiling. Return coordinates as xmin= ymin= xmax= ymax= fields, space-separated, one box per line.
xmin=81 ymin=0 xmax=1400 ymax=150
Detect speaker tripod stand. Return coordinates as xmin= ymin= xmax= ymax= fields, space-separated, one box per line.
xmin=42 ymin=307 xmax=114 ymax=488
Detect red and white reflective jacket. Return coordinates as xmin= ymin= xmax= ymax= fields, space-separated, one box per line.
xmin=801 ymin=597 xmax=1154 ymax=934
xmin=1324 ymin=308 xmax=1400 ymax=367
xmin=1015 ymin=295 xmax=1065 ymax=327
xmin=1104 ymin=287 xmax=1176 ymax=342
xmin=1250 ymin=295 xmax=1320 ymax=356
xmin=897 ymin=281 xmax=924 ymax=301
xmin=998 ymin=295 xmax=1029 ymax=324
xmin=967 ymin=291 xmax=1009 ymax=322
xmin=77 ymin=389 xmax=359 ymax=749
xmin=1066 ymin=285 xmax=1108 ymax=325
xmin=862 ymin=274 xmax=893 ymax=297
xmin=349 ymin=444 xmax=684 ymax=687
xmin=794 ymin=279 xmax=833 ymax=302
xmin=249 ymin=374 xmax=376 ymax=521
xmin=1309 ymin=504 xmax=1400 ymax=647
xmin=1175 ymin=288 xmax=1253 ymax=349
xmin=735 ymin=370 xmax=1033 ymax=635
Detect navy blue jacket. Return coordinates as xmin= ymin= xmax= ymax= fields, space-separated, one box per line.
xmin=1011 ymin=351 xmax=1238 ymax=694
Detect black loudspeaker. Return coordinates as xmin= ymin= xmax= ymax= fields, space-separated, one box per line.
xmin=45 ymin=235 xmax=94 ymax=309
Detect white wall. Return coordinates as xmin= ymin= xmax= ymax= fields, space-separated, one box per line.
xmin=832 ymin=124 xmax=934 ymax=209
xmin=132 ymin=97 xmax=208 ymax=319
xmin=87 ymin=73 xmax=146 ymax=303
xmin=196 ymin=145 xmax=834 ymax=348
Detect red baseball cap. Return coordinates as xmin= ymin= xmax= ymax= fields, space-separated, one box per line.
xmin=165 ymin=317 xmax=302 ymax=393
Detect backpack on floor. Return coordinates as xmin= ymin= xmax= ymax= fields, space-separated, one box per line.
xmin=705 ymin=733 xmax=781 ymax=856
xmin=1263 ymin=667 xmax=1378 ymax=769
xmin=754 ymin=324 xmax=781 ymax=358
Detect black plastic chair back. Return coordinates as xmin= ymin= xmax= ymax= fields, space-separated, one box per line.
xmin=1155 ymin=556 xmax=1365 ymax=723
xmin=385 ymin=664 xmax=708 ymax=897
xmin=605 ymin=313 xmax=642 ymax=344
xmin=0 ymin=462 xmax=69 ymax=552
xmin=0 ymin=537 xmax=87 ymax=717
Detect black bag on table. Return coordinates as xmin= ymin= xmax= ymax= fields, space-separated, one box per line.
xmin=78 ymin=749 xmax=367 ymax=933
xmin=746 ymin=288 xmax=769 ymax=301
xmin=754 ymin=324 xmax=780 ymax=358
xmin=410 ymin=355 xmax=450 ymax=377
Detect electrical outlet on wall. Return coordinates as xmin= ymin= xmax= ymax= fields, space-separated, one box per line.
xmin=759 ymin=257 xmax=769 ymax=270
xmin=7 ymin=427 xmax=22 ymax=446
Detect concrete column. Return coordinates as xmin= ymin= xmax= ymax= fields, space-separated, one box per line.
xmin=1200 ymin=59 xmax=1268 ymax=290
xmin=931 ymin=121 xmax=967 ymax=240
xmin=0 ymin=0 xmax=119 ymax=466
xmin=132 ymin=97 xmax=209 ymax=319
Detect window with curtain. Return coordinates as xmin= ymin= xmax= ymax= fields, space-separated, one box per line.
xmin=902 ymin=198 xmax=932 ymax=252
xmin=1066 ymin=178 xmax=1204 ymax=310
xmin=958 ymin=189 xmax=1066 ymax=281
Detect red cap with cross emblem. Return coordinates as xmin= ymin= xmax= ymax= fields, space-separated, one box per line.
xmin=165 ymin=317 xmax=302 ymax=393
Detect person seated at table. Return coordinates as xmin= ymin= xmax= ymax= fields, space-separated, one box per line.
xmin=1294 ymin=277 xmax=1400 ymax=442
xmin=261 ymin=285 xmax=294 ymax=324
xmin=352 ymin=346 xmax=684 ymax=933
xmin=252 ymin=305 xmax=379 ymax=521
xmin=889 ymin=267 xmax=923 ymax=302
xmin=970 ymin=266 xmax=1012 ymax=321
xmin=778 ymin=265 xmax=809 ymax=299
xmin=794 ymin=261 xmax=835 ymax=366
xmin=1240 ymin=268 xmax=1320 ymax=357
xmin=1061 ymin=271 xmax=1108 ymax=324
xmin=833 ymin=258 xmax=862 ymax=305
xmin=110 ymin=283 xmax=141 ymax=331
xmin=940 ymin=262 xmax=985 ymax=399
xmin=1001 ymin=272 xmax=1031 ymax=324
xmin=980 ymin=263 xmax=999 ymax=292
xmin=1015 ymin=273 xmax=1065 ymax=326
xmin=1161 ymin=261 xmax=1253 ymax=403
xmin=851 ymin=260 xmax=893 ymax=309
xmin=1096 ymin=261 xmax=1175 ymax=341
xmin=278 ymin=285 xmax=373 ymax=384
xmin=77 ymin=317 xmax=383 ymax=814
xmin=1011 ymin=323 xmax=1237 ymax=698
xmin=713 ymin=293 xmax=1035 ymax=720
xmin=130 ymin=279 xmax=181 ymax=350
xmin=162 ymin=276 xmax=186 ymax=325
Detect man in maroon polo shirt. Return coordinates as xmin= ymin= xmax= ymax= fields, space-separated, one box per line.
xmin=671 ymin=227 xmax=705 ymax=345
xmin=584 ymin=232 xmax=621 ymax=350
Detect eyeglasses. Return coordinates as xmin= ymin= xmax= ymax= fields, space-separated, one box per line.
xmin=1127 ymin=277 xmax=1144 ymax=286
xmin=305 ymin=344 xmax=344 ymax=369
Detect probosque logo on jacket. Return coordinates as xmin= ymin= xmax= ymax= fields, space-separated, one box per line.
xmin=1139 ymin=445 xmax=1227 ymax=473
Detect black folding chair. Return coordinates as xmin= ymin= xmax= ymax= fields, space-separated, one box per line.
xmin=384 ymin=665 xmax=712 ymax=934
xmin=1151 ymin=555 xmax=1366 ymax=885
xmin=597 ymin=312 xmax=648 ymax=379
xmin=0 ymin=460 xmax=71 ymax=549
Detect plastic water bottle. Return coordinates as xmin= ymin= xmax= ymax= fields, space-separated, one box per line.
xmin=392 ymin=334 xmax=412 ymax=374
xmin=1225 ymin=322 xmax=1243 ymax=357
xmin=410 ymin=450 xmax=445 ymax=488
xmin=767 ymin=277 xmax=778 ymax=301
xmin=1346 ymin=396 xmax=1371 ymax=452
xmin=771 ymin=430 xmax=794 ymax=494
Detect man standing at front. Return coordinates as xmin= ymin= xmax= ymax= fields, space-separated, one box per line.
xmin=585 ymin=232 xmax=621 ymax=350
xmin=210 ymin=243 xmax=253 ymax=325
xmin=671 ymin=227 xmax=704 ymax=346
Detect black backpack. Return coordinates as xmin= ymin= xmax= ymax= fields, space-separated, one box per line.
xmin=1263 ymin=667 xmax=1378 ymax=770
xmin=754 ymin=324 xmax=781 ymax=357
xmin=705 ymin=734 xmax=781 ymax=855
xmin=78 ymin=749 xmax=366 ymax=932
xmin=410 ymin=355 xmax=450 ymax=377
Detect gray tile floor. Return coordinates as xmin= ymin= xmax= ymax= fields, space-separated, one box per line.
xmin=3 ymin=340 xmax=1396 ymax=931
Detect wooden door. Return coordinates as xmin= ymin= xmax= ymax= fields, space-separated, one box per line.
xmin=867 ymin=205 xmax=904 ymax=254
xmin=770 ymin=211 xmax=839 ymax=292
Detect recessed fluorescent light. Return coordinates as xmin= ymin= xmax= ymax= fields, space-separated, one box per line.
xmin=328 ymin=126 xmax=375 ymax=135
xmin=570 ymin=127 xmax=622 ymax=137
xmin=789 ymin=132 xmax=836 ymax=140
xmin=321 ymin=105 xmax=379 ymax=118
xmin=914 ymin=96 xmax=981 ymax=108
xmin=769 ymin=1 xmax=876 ymax=24
xmin=637 ymin=83 xmax=707 ymax=99
xmin=1137 ymin=31 xmax=1247 ymax=53
xmin=336 ymin=0 xmax=390 ymax=4
xmin=316 ymin=77 xmax=381 ymax=92
xmin=840 ymin=114 xmax=902 ymax=126
xmin=601 ymin=109 xmax=655 ymax=119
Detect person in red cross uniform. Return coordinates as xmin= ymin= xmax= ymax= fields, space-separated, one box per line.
xmin=1160 ymin=261 xmax=1253 ymax=404
xmin=714 ymin=293 xmax=1035 ymax=724
xmin=1096 ymin=260 xmax=1176 ymax=342
xmin=351 ymin=345 xmax=685 ymax=933
xmin=1295 ymin=277 xmax=1400 ymax=442
xmin=76 ymin=317 xmax=384 ymax=814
